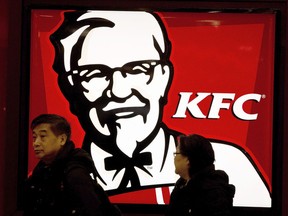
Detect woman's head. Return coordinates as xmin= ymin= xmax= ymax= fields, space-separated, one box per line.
xmin=176 ymin=134 xmax=215 ymax=177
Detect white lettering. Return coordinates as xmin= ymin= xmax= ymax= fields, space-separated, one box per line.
xmin=208 ymin=93 xmax=235 ymax=119
xmin=233 ymin=93 xmax=262 ymax=120
xmin=173 ymin=92 xmax=262 ymax=120
xmin=172 ymin=92 xmax=210 ymax=118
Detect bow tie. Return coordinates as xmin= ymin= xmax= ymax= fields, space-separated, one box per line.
xmin=104 ymin=152 xmax=152 ymax=189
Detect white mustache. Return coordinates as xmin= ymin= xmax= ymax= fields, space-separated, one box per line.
xmin=103 ymin=95 xmax=145 ymax=111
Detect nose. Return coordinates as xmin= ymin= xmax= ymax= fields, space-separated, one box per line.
xmin=108 ymin=70 xmax=132 ymax=98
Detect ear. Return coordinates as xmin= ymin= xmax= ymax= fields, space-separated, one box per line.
xmin=59 ymin=134 xmax=67 ymax=146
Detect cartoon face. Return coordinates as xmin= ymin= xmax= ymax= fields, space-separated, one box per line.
xmin=51 ymin=11 xmax=173 ymax=155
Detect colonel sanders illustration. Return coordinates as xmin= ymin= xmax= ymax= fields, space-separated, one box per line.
xmin=50 ymin=10 xmax=271 ymax=207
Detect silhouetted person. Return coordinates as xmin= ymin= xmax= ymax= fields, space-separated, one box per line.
xmin=166 ymin=134 xmax=235 ymax=216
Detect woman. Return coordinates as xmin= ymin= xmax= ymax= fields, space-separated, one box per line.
xmin=166 ymin=134 xmax=235 ymax=216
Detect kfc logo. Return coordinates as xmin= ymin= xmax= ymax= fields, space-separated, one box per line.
xmin=173 ymin=92 xmax=263 ymax=120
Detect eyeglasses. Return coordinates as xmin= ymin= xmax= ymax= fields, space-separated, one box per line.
xmin=173 ymin=152 xmax=182 ymax=157
xmin=68 ymin=60 xmax=163 ymax=82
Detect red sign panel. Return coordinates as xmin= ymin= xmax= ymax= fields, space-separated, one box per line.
xmin=29 ymin=10 xmax=275 ymax=207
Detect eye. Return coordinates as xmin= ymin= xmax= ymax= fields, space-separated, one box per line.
xmin=130 ymin=62 xmax=156 ymax=74
xmin=38 ymin=133 xmax=47 ymax=141
xmin=78 ymin=65 xmax=111 ymax=82
xmin=132 ymin=65 xmax=149 ymax=73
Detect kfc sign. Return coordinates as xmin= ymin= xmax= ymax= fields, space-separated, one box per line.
xmin=173 ymin=92 xmax=263 ymax=120
xmin=29 ymin=10 xmax=275 ymax=208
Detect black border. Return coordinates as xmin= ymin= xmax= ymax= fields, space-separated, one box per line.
xmin=19 ymin=1 xmax=287 ymax=215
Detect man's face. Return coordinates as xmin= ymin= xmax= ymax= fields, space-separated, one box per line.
xmin=32 ymin=123 xmax=66 ymax=164
xmin=68 ymin=14 xmax=171 ymax=151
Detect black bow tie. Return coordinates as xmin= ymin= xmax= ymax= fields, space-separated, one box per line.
xmin=104 ymin=152 xmax=153 ymax=189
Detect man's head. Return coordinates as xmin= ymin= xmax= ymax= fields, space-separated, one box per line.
xmin=50 ymin=11 xmax=173 ymax=154
xmin=31 ymin=114 xmax=71 ymax=164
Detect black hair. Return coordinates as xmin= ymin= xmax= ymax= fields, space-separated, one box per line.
xmin=31 ymin=114 xmax=71 ymax=141
xmin=178 ymin=134 xmax=215 ymax=176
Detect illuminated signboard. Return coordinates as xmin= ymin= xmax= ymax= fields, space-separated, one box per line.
xmin=29 ymin=9 xmax=275 ymax=208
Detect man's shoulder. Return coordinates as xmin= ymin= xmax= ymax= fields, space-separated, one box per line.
xmin=64 ymin=148 xmax=96 ymax=176
xmin=68 ymin=147 xmax=93 ymax=163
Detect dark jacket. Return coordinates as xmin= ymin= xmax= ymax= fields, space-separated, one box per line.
xmin=166 ymin=165 xmax=235 ymax=216
xmin=24 ymin=141 xmax=121 ymax=216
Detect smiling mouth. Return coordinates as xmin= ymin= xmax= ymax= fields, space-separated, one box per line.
xmin=115 ymin=111 xmax=134 ymax=117
xmin=108 ymin=107 xmax=142 ymax=118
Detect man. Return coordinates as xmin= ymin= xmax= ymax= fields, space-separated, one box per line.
xmin=24 ymin=114 xmax=121 ymax=216
xmin=50 ymin=10 xmax=271 ymax=207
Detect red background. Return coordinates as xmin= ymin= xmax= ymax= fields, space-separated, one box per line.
xmin=29 ymin=9 xmax=275 ymax=198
